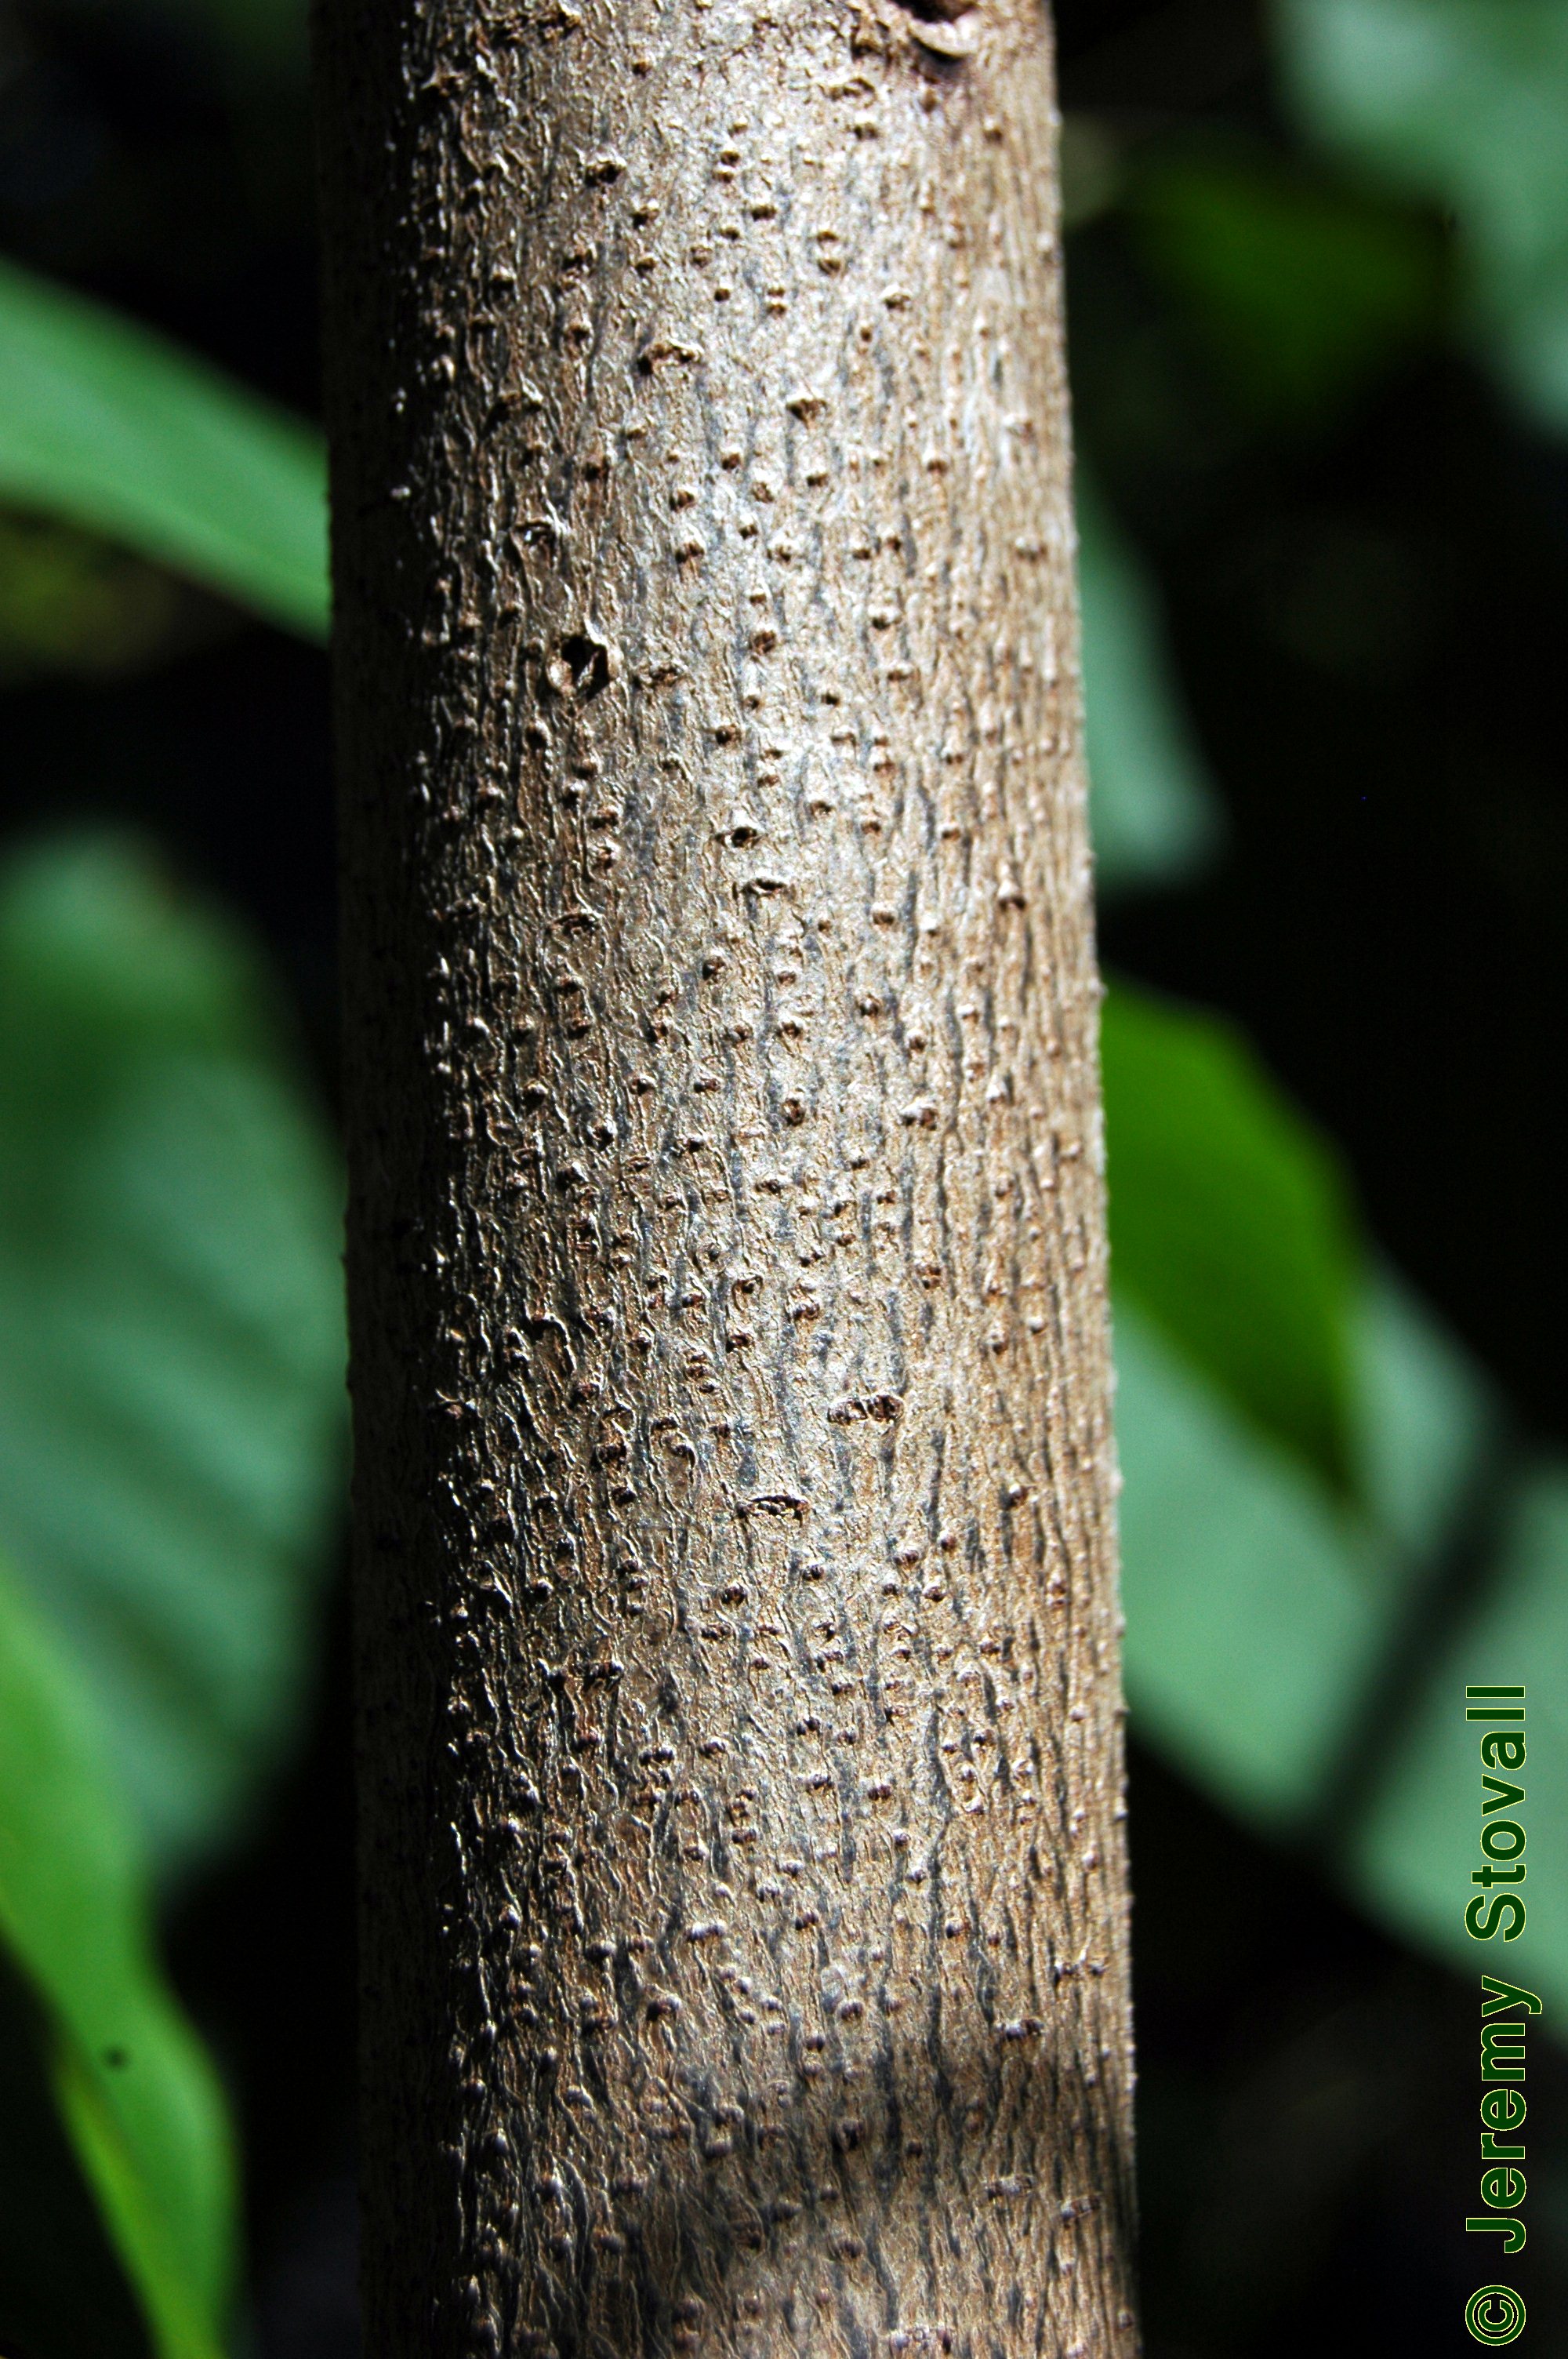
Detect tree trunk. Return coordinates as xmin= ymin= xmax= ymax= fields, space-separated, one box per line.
xmin=315 ymin=0 xmax=1138 ymax=2350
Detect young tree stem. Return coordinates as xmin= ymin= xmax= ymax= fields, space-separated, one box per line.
xmin=316 ymin=0 xmax=1138 ymax=2347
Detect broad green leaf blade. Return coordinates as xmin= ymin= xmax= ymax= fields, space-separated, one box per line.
xmin=1129 ymin=147 xmax=1445 ymax=427
xmin=1115 ymin=1237 xmax=1568 ymax=2022
xmin=0 ymin=1551 xmax=234 ymax=2358
xmin=1102 ymin=979 xmax=1358 ymax=1488
xmin=0 ymin=259 xmax=328 ymax=638
xmin=1116 ymin=1278 xmax=1492 ymax=1835
xmin=1276 ymin=0 xmax=1568 ymax=432
xmin=1078 ymin=478 xmax=1224 ymax=896
xmin=1115 ymin=1297 xmax=1384 ymax=1826
xmin=1345 ymin=1463 xmax=1568 ymax=2015
xmin=1354 ymin=1267 xmax=1497 ymax=1559
xmin=0 ymin=1949 xmax=151 ymax=2359
xmin=0 ymin=836 xmax=346 ymax=1879
xmin=1104 ymin=972 xmax=1568 ymax=2025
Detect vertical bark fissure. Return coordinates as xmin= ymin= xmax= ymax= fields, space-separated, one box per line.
xmin=316 ymin=0 xmax=1138 ymax=2350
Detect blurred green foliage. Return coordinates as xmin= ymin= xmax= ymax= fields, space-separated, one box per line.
xmin=1129 ymin=146 xmax=1447 ymax=427
xmin=0 ymin=838 xmax=342 ymax=2352
xmin=0 ymin=1553 xmax=234 ymax=2359
xmin=1078 ymin=478 xmax=1225 ymax=891
xmin=0 ymin=260 xmax=327 ymax=639
xmin=1103 ymin=980 xmax=1358 ymax=1488
xmin=0 ymin=839 xmax=345 ymax=1878
xmin=1279 ymin=0 xmax=1568 ymax=431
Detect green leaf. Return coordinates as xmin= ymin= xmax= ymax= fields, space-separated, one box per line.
xmin=1078 ymin=478 xmax=1224 ymax=896
xmin=0 ymin=835 xmax=346 ymax=1880
xmin=1353 ymin=1267 xmax=1497 ymax=1558
xmin=1091 ymin=965 xmax=1568 ymax=2025
xmin=1129 ymin=145 xmax=1446 ymax=427
xmin=1345 ymin=1461 xmax=1568 ymax=2012
xmin=0 ymin=1946 xmax=152 ymax=2359
xmin=1117 ymin=1261 xmax=1495 ymax=1816
xmin=1276 ymin=0 xmax=1568 ymax=433
xmin=1115 ymin=1296 xmax=1385 ymax=1826
xmin=0 ymin=259 xmax=328 ymax=638
xmin=0 ymin=1549 xmax=235 ymax=2358
xmin=1102 ymin=978 xmax=1359 ymax=1489
xmin=1105 ymin=998 xmax=1568 ymax=2018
